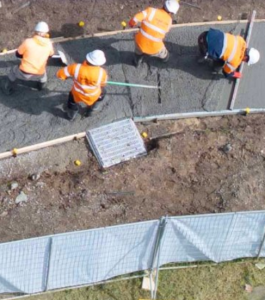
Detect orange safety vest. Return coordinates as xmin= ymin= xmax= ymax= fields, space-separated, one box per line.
xmin=221 ymin=33 xmax=246 ymax=74
xmin=57 ymin=61 xmax=108 ymax=106
xmin=18 ymin=35 xmax=54 ymax=75
xmin=134 ymin=7 xmax=172 ymax=55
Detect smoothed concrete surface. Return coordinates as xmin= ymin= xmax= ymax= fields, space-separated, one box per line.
xmin=0 ymin=22 xmax=262 ymax=152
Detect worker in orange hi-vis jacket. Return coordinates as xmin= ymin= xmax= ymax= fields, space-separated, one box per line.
xmin=3 ymin=22 xmax=54 ymax=95
xmin=129 ymin=0 xmax=180 ymax=67
xmin=57 ymin=50 xmax=108 ymax=121
xmin=198 ymin=28 xmax=260 ymax=79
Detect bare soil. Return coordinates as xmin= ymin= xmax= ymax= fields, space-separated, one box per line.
xmin=0 ymin=0 xmax=265 ymax=50
xmin=1 ymin=115 xmax=265 ymax=242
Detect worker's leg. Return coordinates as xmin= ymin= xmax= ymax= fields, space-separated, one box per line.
xmin=134 ymin=43 xmax=144 ymax=67
xmin=85 ymin=89 xmax=106 ymax=117
xmin=152 ymin=46 xmax=169 ymax=62
xmin=198 ymin=31 xmax=209 ymax=57
xmin=197 ymin=31 xmax=210 ymax=64
xmin=2 ymin=66 xmax=18 ymax=95
xmin=37 ymin=72 xmax=48 ymax=91
xmin=212 ymin=59 xmax=225 ymax=73
xmin=67 ymin=92 xmax=79 ymax=121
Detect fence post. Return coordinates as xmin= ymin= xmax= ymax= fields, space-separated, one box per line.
xmin=257 ymin=227 xmax=265 ymax=259
xmin=149 ymin=216 xmax=168 ymax=300
xmin=43 ymin=237 xmax=53 ymax=292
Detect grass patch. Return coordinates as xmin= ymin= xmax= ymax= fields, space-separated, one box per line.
xmin=21 ymin=260 xmax=265 ymax=300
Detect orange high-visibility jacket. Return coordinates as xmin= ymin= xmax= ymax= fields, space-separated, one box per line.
xmin=57 ymin=61 xmax=108 ymax=106
xmin=133 ymin=7 xmax=172 ymax=55
xmin=18 ymin=35 xmax=54 ymax=75
xmin=221 ymin=33 xmax=246 ymax=74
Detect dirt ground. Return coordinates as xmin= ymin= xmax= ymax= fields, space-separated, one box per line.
xmin=1 ymin=115 xmax=265 ymax=242
xmin=0 ymin=0 xmax=265 ymax=50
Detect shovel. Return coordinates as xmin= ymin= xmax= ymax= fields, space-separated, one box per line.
xmin=52 ymin=50 xmax=68 ymax=65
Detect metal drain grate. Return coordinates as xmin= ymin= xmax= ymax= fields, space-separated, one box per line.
xmin=86 ymin=119 xmax=147 ymax=168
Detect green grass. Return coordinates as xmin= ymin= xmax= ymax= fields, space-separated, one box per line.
xmin=23 ymin=260 xmax=265 ymax=300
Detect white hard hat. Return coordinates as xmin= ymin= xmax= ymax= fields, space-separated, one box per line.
xmin=86 ymin=50 xmax=106 ymax=66
xmin=34 ymin=22 xmax=49 ymax=33
xmin=248 ymin=48 xmax=260 ymax=65
xmin=164 ymin=0 xmax=180 ymax=14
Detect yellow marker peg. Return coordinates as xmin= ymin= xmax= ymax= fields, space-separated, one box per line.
xmin=121 ymin=21 xmax=127 ymax=29
xmin=217 ymin=15 xmax=222 ymax=21
xmin=78 ymin=21 xmax=85 ymax=27
xmin=142 ymin=132 xmax=148 ymax=138
xmin=74 ymin=160 xmax=81 ymax=166
xmin=244 ymin=107 xmax=251 ymax=115
xmin=2 ymin=48 xmax=8 ymax=53
xmin=12 ymin=148 xmax=18 ymax=157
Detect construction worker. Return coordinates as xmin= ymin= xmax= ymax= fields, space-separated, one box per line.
xmin=129 ymin=0 xmax=180 ymax=67
xmin=3 ymin=22 xmax=54 ymax=94
xmin=57 ymin=50 xmax=108 ymax=121
xmin=198 ymin=28 xmax=260 ymax=78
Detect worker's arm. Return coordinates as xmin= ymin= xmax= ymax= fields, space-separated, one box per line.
xmin=15 ymin=51 xmax=23 ymax=59
xmin=223 ymin=62 xmax=240 ymax=78
xmin=100 ymin=69 xmax=108 ymax=87
xmin=57 ymin=64 xmax=76 ymax=80
xmin=129 ymin=8 xmax=148 ymax=27
xmin=17 ymin=40 xmax=27 ymax=57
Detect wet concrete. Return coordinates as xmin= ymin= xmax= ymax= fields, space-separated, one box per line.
xmin=0 ymin=22 xmax=261 ymax=152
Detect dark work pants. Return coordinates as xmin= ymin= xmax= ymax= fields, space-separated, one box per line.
xmin=67 ymin=89 xmax=106 ymax=112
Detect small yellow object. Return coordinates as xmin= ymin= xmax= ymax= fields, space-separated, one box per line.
xmin=78 ymin=21 xmax=85 ymax=27
xmin=2 ymin=48 xmax=8 ymax=53
xmin=142 ymin=132 xmax=148 ymax=138
xmin=74 ymin=160 xmax=81 ymax=166
xmin=244 ymin=107 xmax=251 ymax=114
xmin=121 ymin=21 xmax=127 ymax=28
xmin=217 ymin=15 xmax=222 ymax=21
xmin=12 ymin=148 xmax=18 ymax=156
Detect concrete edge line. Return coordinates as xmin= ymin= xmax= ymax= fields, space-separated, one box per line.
xmin=1 ymin=19 xmax=265 ymax=56
xmin=1 ymin=109 xmax=265 ymax=161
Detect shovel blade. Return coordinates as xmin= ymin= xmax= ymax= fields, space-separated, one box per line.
xmin=58 ymin=50 xmax=68 ymax=65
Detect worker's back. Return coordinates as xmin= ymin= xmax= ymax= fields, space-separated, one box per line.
xmin=222 ymin=33 xmax=246 ymax=73
xmin=135 ymin=7 xmax=172 ymax=54
xmin=57 ymin=62 xmax=108 ymax=106
xmin=18 ymin=35 xmax=54 ymax=75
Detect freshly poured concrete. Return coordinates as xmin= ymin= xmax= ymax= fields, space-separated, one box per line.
xmin=0 ymin=22 xmax=262 ymax=152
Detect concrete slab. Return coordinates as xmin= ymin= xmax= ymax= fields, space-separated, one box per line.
xmin=0 ymin=22 xmax=259 ymax=152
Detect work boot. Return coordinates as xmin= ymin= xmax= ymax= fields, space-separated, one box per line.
xmin=2 ymin=78 xmax=15 ymax=95
xmin=161 ymin=52 xmax=170 ymax=63
xmin=133 ymin=54 xmax=144 ymax=68
xmin=37 ymin=81 xmax=47 ymax=91
xmin=66 ymin=109 xmax=78 ymax=121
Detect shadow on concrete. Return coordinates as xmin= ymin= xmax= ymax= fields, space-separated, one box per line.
xmin=0 ymin=76 xmax=67 ymax=119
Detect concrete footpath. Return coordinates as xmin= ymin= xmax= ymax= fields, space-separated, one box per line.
xmin=0 ymin=22 xmax=263 ymax=152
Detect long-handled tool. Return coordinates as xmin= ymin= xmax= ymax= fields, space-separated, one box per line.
xmin=107 ymin=80 xmax=161 ymax=89
xmin=52 ymin=50 xmax=68 ymax=65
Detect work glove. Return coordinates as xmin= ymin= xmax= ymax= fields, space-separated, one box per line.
xmin=232 ymin=72 xmax=242 ymax=79
xmin=129 ymin=19 xmax=137 ymax=28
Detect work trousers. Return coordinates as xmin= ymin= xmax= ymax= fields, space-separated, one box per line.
xmin=135 ymin=42 xmax=169 ymax=60
xmin=67 ymin=89 xmax=106 ymax=112
xmin=8 ymin=66 xmax=47 ymax=83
